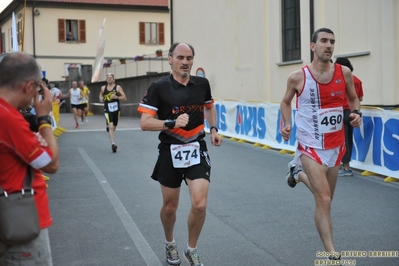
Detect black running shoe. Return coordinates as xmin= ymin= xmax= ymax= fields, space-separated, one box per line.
xmin=328 ymin=254 xmax=341 ymax=265
xmin=112 ymin=144 xmax=117 ymax=153
xmin=286 ymin=161 xmax=302 ymax=188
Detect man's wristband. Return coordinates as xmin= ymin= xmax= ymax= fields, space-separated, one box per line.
xmin=37 ymin=115 xmax=52 ymax=125
xmin=210 ymin=126 xmax=218 ymax=133
xmin=38 ymin=123 xmax=52 ymax=131
xmin=164 ymin=119 xmax=176 ymax=129
xmin=351 ymin=109 xmax=362 ymax=117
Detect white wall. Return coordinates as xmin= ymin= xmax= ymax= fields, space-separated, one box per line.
xmin=172 ymin=0 xmax=269 ymax=101
xmin=172 ymin=0 xmax=399 ymax=106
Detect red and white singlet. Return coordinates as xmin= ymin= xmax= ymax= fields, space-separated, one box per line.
xmin=295 ymin=64 xmax=347 ymax=149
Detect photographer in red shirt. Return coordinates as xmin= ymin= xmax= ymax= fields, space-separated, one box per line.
xmin=0 ymin=52 xmax=59 ymax=265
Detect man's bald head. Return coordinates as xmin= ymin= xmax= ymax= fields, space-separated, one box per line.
xmin=0 ymin=52 xmax=42 ymax=90
xmin=168 ymin=42 xmax=195 ymax=57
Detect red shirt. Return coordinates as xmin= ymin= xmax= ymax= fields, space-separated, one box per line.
xmin=0 ymin=98 xmax=53 ymax=229
xmin=344 ymin=74 xmax=364 ymax=109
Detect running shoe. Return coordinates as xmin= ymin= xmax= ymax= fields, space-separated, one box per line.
xmin=328 ymin=254 xmax=341 ymax=260
xmin=165 ymin=243 xmax=181 ymax=266
xmin=286 ymin=161 xmax=302 ymax=188
xmin=184 ymin=248 xmax=203 ymax=266
xmin=338 ymin=169 xmax=353 ymax=177
xmin=75 ymin=123 xmax=79 ymax=129
xmin=112 ymin=144 xmax=118 ymax=153
xmin=328 ymin=254 xmax=341 ymax=265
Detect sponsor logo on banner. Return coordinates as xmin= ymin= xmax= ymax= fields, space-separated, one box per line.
xmin=275 ymin=109 xmax=297 ymax=146
xmin=235 ymin=105 xmax=266 ymax=139
xmin=353 ymin=115 xmax=399 ymax=172
xmin=204 ymin=103 xmax=227 ymax=131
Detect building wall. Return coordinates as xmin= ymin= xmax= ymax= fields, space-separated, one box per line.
xmin=1 ymin=6 xmax=170 ymax=82
xmin=172 ymin=0 xmax=399 ymax=106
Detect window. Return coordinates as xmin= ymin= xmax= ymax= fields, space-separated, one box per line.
xmin=17 ymin=20 xmax=22 ymax=44
xmin=139 ymin=22 xmax=164 ymax=45
xmin=58 ymin=19 xmax=86 ymax=43
xmin=282 ymin=0 xmax=301 ymax=61
xmin=0 ymin=32 xmax=4 ymax=53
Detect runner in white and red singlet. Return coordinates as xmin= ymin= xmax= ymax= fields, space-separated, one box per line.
xmin=280 ymin=28 xmax=362 ymax=262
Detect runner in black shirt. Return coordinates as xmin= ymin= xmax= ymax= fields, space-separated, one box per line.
xmin=138 ymin=43 xmax=222 ymax=266
xmin=99 ymin=73 xmax=127 ymax=153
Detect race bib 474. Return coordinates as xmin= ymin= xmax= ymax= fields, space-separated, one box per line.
xmin=170 ymin=142 xmax=200 ymax=168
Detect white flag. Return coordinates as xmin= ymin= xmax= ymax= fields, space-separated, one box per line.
xmin=91 ymin=18 xmax=107 ymax=83
xmin=12 ymin=12 xmax=18 ymax=52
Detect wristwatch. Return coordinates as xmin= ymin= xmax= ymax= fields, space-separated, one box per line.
xmin=351 ymin=110 xmax=362 ymax=117
xmin=210 ymin=126 xmax=218 ymax=133
xmin=164 ymin=119 xmax=176 ymax=129
xmin=37 ymin=115 xmax=52 ymax=125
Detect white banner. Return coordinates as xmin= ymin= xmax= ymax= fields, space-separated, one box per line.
xmin=205 ymin=100 xmax=399 ymax=179
xmin=350 ymin=108 xmax=399 ymax=179
xmin=11 ymin=12 xmax=18 ymax=52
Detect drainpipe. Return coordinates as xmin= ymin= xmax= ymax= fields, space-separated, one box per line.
xmin=32 ymin=5 xmax=36 ymax=58
xmin=309 ymin=0 xmax=314 ymax=62
xmin=170 ymin=0 xmax=173 ymax=45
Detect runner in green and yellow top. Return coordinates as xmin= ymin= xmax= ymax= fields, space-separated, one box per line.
xmin=99 ymin=73 xmax=127 ymax=153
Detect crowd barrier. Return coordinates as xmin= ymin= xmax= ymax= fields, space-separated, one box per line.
xmin=51 ymin=102 xmax=66 ymax=138
xmin=204 ymin=100 xmax=399 ymax=181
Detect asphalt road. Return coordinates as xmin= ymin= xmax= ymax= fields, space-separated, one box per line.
xmin=46 ymin=115 xmax=399 ymax=266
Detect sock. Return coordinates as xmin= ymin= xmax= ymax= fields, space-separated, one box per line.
xmin=293 ymin=171 xmax=301 ymax=180
xmin=186 ymin=244 xmax=196 ymax=251
xmin=165 ymin=239 xmax=175 ymax=245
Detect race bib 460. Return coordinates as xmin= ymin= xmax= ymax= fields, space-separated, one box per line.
xmin=317 ymin=107 xmax=343 ymax=133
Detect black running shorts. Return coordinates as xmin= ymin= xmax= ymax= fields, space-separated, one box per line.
xmin=104 ymin=111 xmax=120 ymax=126
xmin=151 ymin=144 xmax=212 ymax=188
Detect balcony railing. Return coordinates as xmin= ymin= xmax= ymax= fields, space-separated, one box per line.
xmin=99 ymin=52 xmax=170 ymax=81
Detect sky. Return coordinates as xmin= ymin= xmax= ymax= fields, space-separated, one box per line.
xmin=0 ymin=0 xmax=13 ymax=13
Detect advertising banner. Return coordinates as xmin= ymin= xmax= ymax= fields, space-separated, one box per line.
xmin=205 ymin=100 xmax=399 ymax=179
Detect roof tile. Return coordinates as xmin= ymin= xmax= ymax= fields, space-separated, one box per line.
xmin=33 ymin=0 xmax=168 ymax=7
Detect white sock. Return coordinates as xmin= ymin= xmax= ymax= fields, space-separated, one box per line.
xmin=186 ymin=244 xmax=196 ymax=251
xmin=165 ymin=239 xmax=175 ymax=245
xmin=293 ymin=171 xmax=300 ymax=180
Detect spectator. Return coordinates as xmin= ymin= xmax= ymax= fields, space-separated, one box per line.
xmin=0 ymin=51 xmax=59 ymax=265
xmin=335 ymin=57 xmax=364 ymax=177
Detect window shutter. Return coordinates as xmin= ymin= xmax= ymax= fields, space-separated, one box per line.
xmin=58 ymin=19 xmax=65 ymax=42
xmin=158 ymin=23 xmax=164 ymax=45
xmin=79 ymin=20 xmax=86 ymax=43
xmin=139 ymin=22 xmax=145 ymax=44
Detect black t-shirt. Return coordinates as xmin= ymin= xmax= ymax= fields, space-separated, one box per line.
xmin=138 ymin=75 xmax=214 ymax=147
